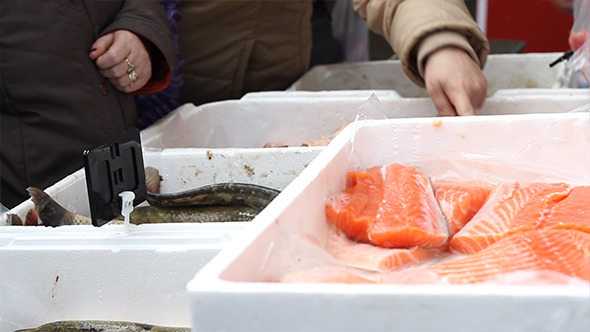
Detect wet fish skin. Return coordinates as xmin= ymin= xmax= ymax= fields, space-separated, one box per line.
xmin=14 ymin=320 xmax=190 ymax=332
xmin=27 ymin=187 xmax=92 ymax=227
xmin=7 ymin=213 xmax=23 ymax=225
xmin=25 ymin=184 xmax=273 ymax=226
xmin=126 ymin=205 xmax=259 ymax=224
xmin=147 ymin=182 xmax=280 ymax=210
xmin=25 ymin=208 xmax=40 ymax=225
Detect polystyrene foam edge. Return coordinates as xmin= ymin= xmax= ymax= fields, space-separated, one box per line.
xmin=187 ymin=112 xmax=590 ymax=282
xmin=239 ymin=90 xmax=402 ymax=100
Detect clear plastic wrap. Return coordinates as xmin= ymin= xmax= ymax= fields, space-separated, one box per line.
xmin=256 ymin=97 xmax=590 ymax=284
xmin=567 ymin=0 xmax=590 ymax=83
xmin=186 ymin=102 xmax=590 ymax=331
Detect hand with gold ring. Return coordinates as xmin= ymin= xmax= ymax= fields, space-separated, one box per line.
xmin=125 ymin=58 xmax=138 ymax=86
xmin=89 ymin=30 xmax=152 ymax=93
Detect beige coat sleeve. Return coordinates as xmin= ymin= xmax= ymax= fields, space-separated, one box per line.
xmin=352 ymin=0 xmax=490 ymax=87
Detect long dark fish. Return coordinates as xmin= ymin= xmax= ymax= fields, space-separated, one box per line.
xmin=127 ymin=205 xmax=259 ymax=223
xmin=25 ymin=166 xmax=280 ymax=226
xmin=26 ymin=185 xmax=278 ymax=226
xmin=146 ymin=182 xmax=280 ymax=210
xmin=14 ymin=320 xmax=190 ymax=332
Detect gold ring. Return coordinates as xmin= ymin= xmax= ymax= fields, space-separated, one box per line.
xmin=128 ymin=69 xmax=138 ymax=86
xmin=125 ymin=58 xmax=135 ymax=73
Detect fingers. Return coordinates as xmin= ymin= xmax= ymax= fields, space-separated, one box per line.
xmin=424 ymin=47 xmax=487 ymax=116
xmin=89 ymin=30 xmax=152 ymax=93
xmin=89 ymin=33 xmax=113 ymax=60
xmin=444 ymin=82 xmax=480 ymax=116
xmin=426 ymin=82 xmax=458 ymax=116
xmin=107 ymin=57 xmax=151 ymax=93
xmin=429 ymin=78 xmax=485 ymax=116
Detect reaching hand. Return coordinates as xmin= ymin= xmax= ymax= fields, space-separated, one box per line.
xmin=423 ymin=46 xmax=487 ymax=116
xmin=89 ymin=30 xmax=152 ymax=93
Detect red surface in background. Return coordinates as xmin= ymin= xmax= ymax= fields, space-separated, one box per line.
xmin=487 ymin=0 xmax=574 ymax=52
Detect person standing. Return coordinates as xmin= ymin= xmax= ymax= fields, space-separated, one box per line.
xmin=0 ymin=0 xmax=176 ymax=208
xmin=176 ymin=0 xmax=489 ymax=116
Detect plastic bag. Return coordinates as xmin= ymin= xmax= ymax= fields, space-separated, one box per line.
xmin=567 ymin=0 xmax=590 ymax=83
xmin=331 ymin=0 xmax=369 ymax=62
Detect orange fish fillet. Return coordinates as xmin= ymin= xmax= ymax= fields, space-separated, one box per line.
xmin=380 ymin=229 xmax=590 ymax=284
xmin=432 ymin=180 xmax=494 ymax=235
xmin=432 ymin=229 xmax=590 ymax=284
xmin=326 ymin=163 xmax=448 ymax=248
xmin=450 ymin=182 xmax=573 ymax=254
xmin=325 ymin=224 xmax=445 ymax=272
xmin=544 ymin=185 xmax=590 ymax=233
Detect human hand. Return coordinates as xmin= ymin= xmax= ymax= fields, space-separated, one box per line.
xmin=423 ymin=46 xmax=487 ymax=116
xmin=569 ymin=29 xmax=588 ymax=51
xmin=89 ymin=30 xmax=152 ymax=93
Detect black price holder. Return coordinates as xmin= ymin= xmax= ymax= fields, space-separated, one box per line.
xmin=83 ymin=128 xmax=147 ymax=227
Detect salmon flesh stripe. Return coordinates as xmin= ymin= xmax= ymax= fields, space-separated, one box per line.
xmin=432 ymin=179 xmax=494 ymax=235
xmin=325 ymin=224 xmax=445 ymax=272
xmin=543 ymin=185 xmax=590 ymax=233
xmin=449 ymin=182 xmax=574 ymax=254
xmin=284 ymin=229 xmax=590 ymax=285
xmin=430 ymin=229 xmax=590 ymax=284
xmin=326 ymin=163 xmax=448 ymax=249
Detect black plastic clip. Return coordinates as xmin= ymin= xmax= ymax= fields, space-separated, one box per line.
xmin=83 ymin=128 xmax=147 ymax=226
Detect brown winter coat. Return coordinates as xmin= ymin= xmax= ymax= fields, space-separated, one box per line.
xmin=0 ymin=0 xmax=175 ymax=208
xmin=177 ymin=0 xmax=313 ymax=106
xmin=352 ymin=0 xmax=490 ymax=87
xmin=177 ymin=0 xmax=488 ymax=106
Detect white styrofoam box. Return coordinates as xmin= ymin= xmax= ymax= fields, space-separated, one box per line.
xmin=3 ymin=147 xmax=322 ymax=225
xmin=187 ymin=112 xmax=590 ymax=332
xmin=5 ymin=89 xmax=585 ymax=223
xmin=288 ymin=52 xmax=581 ymax=96
xmin=140 ymin=91 xmax=401 ymax=149
xmin=0 ymin=134 xmax=322 ymax=330
xmin=141 ymin=89 xmax=589 ymax=150
xmin=0 ymin=223 xmax=246 ymax=331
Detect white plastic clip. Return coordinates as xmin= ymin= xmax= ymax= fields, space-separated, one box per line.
xmin=119 ymin=191 xmax=135 ymax=233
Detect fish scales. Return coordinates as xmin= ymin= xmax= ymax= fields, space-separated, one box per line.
xmin=25 ymin=182 xmax=279 ymax=226
xmin=128 ymin=205 xmax=259 ymax=223
xmin=147 ymin=182 xmax=280 ymax=210
xmin=14 ymin=320 xmax=190 ymax=332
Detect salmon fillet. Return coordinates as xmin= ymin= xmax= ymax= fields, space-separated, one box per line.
xmin=449 ymin=182 xmax=573 ymax=254
xmin=432 ymin=229 xmax=590 ymax=283
xmin=432 ymin=180 xmax=494 ymax=235
xmin=325 ymin=224 xmax=445 ymax=272
xmin=325 ymin=163 xmax=449 ymax=248
xmin=544 ymin=185 xmax=590 ymax=233
xmin=379 ymin=229 xmax=590 ymax=284
xmin=282 ymin=229 xmax=590 ymax=285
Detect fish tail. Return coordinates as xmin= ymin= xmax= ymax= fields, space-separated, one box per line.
xmin=26 ymin=187 xmax=91 ymax=226
xmin=7 ymin=213 xmax=23 ymax=225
